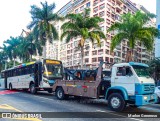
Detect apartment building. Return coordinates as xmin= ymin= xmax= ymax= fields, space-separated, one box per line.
xmin=46 ymin=0 xmax=155 ymax=69
xmin=155 ymin=0 xmax=160 ymax=58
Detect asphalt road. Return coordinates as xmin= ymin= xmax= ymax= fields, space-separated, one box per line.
xmin=0 ymin=89 xmax=160 ymax=121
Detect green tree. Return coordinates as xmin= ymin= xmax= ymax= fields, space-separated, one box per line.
xmin=20 ymin=32 xmax=43 ymax=62
xmin=27 ymin=1 xmax=61 ymax=58
xmin=0 ymin=44 xmax=9 ymax=70
xmin=107 ymin=11 xmax=159 ymax=62
xmin=148 ymin=58 xmax=160 ymax=82
xmin=4 ymin=36 xmax=21 ymax=66
xmin=61 ymin=9 xmax=106 ymax=68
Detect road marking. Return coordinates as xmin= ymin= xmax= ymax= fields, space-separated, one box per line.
xmin=11 ymin=118 xmax=41 ymax=121
xmin=0 ymin=104 xmax=22 ymax=112
xmin=0 ymin=104 xmax=42 ymax=121
xmin=96 ymin=110 xmax=144 ymax=121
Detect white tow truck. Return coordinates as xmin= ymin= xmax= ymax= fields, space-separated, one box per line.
xmin=52 ymin=61 xmax=158 ymax=111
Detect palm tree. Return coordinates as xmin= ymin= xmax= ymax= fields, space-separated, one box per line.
xmin=61 ymin=9 xmax=106 ymax=68
xmin=4 ymin=36 xmax=21 ymax=66
xmin=27 ymin=1 xmax=61 ymax=58
xmin=20 ymin=31 xmax=43 ymax=62
xmin=0 ymin=51 xmax=7 ymax=71
xmin=107 ymin=11 xmax=159 ymax=62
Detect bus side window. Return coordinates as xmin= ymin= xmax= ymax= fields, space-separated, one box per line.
xmin=25 ymin=67 xmax=28 ymax=75
xmin=22 ymin=67 xmax=25 ymax=75
xmin=19 ymin=68 xmax=21 ymax=75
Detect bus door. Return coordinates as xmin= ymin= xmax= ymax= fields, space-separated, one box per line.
xmin=34 ymin=63 xmax=42 ymax=87
xmin=4 ymin=72 xmax=7 ymax=89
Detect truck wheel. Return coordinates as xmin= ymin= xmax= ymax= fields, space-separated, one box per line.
xmin=108 ymin=93 xmax=126 ymax=112
xmin=9 ymin=83 xmax=12 ymax=90
xmin=56 ymin=88 xmax=67 ymax=100
xmin=30 ymin=84 xmax=37 ymax=94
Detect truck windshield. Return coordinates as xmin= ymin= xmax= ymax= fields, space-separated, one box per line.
xmin=44 ymin=64 xmax=63 ymax=78
xmin=132 ymin=65 xmax=150 ymax=77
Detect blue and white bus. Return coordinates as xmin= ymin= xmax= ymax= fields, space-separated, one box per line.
xmin=1 ymin=59 xmax=63 ymax=94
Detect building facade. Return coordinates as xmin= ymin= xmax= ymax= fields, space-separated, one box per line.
xmin=155 ymin=0 xmax=160 ymax=58
xmin=46 ymin=0 xmax=155 ymax=69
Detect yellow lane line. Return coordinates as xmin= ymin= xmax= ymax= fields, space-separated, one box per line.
xmin=12 ymin=118 xmax=42 ymax=121
xmin=0 ymin=104 xmax=22 ymax=112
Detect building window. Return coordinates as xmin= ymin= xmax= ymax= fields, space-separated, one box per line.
xmin=99 ymin=4 xmax=105 ymax=10
xmin=110 ymin=58 xmax=113 ymax=63
xmin=92 ymin=58 xmax=97 ymax=62
xmin=99 ymin=11 xmax=104 ymax=17
xmin=98 ymin=57 xmax=103 ymax=61
xmin=92 ymin=50 xmax=97 ymax=55
xmin=67 ymin=50 xmax=70 ymax=54
xmin=85 ymin=58 xmax=89 ymax=63
xmin=98 ymin=49 xmax=103 ymax=55
xmin=93 ymin=7 xmax=98 ymax=13
xmin=106 ymin=49 xmax=109 ymax=54
xmin=80 ymin=5 xmax=84 ymax=11
xmin=85 ymin=51 xmax=89 ymax=56
xmin=86 ymin=2 xmax=90 ymax=7
xmin=75 ymin=9 xmax=79 ymax=13
xmin=105 ymin=57 xmax=109 ymax=62
xmin=93 ymin=0 xmax=98 ymax=6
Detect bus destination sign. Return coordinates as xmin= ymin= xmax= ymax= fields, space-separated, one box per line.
xmin=45 ymin=60 xmax=60 ymax=64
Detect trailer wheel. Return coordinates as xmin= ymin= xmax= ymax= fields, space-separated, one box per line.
xmin=56 ymin=87 xmax=67 ymax=100
xmin=108 ymin=93 xmax=126 ymax=112
xmin=30 ymin=84 xmax=37 ymax=94
xmin=9 ymin=83 xmax=12 ymax=90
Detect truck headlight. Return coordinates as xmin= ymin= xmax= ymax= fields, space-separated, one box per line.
xmin=144 ymin=96 xmax=148 ymax=100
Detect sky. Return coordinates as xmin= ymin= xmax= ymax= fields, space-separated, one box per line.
xmin=0 ymin=0 xmax=156 ymax=46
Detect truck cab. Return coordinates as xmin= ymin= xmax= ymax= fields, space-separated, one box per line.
xmin=106 ymin=62 xmax=157 ymax=111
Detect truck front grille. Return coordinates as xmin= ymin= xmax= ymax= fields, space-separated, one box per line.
xmin=144 ymin=84 xmax=155 ymax=92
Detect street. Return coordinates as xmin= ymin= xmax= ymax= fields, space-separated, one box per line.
xmin=0 ymin=89 xmax=160 ymax=121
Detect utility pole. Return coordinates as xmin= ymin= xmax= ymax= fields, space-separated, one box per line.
xmin=155 ymin=0 xmax=160 ymax=58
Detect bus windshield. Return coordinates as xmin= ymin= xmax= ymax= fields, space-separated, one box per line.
xmin=132 ymin=65 xmax=150 ymax=77
xmin=44 ymin=64 xmax=63 ymax=78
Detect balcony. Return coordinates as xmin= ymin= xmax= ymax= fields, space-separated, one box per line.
xmin=114 ymin=4 xmax=122 ymax=11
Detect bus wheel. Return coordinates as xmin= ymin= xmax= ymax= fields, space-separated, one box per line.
xmin=30 ymin=84 xmax=37 ymax=94
xmin=9 ymin=83 xmax=12 ymax=90
xmin=108 ymin=93 xmax=126 ymax=112
xmin=56 ymin=87 xmax=66 ymax=100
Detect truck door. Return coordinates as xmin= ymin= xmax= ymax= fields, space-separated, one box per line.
xmin=114 ymin=66 xmax=135 ymax=96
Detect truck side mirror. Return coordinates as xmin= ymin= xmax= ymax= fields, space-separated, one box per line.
xmin=122 ymin=68 xmax=126 ymax=76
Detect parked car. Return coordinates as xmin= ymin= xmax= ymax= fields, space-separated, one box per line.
xmin=155 ymin=86 xmax=160 ymax=103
